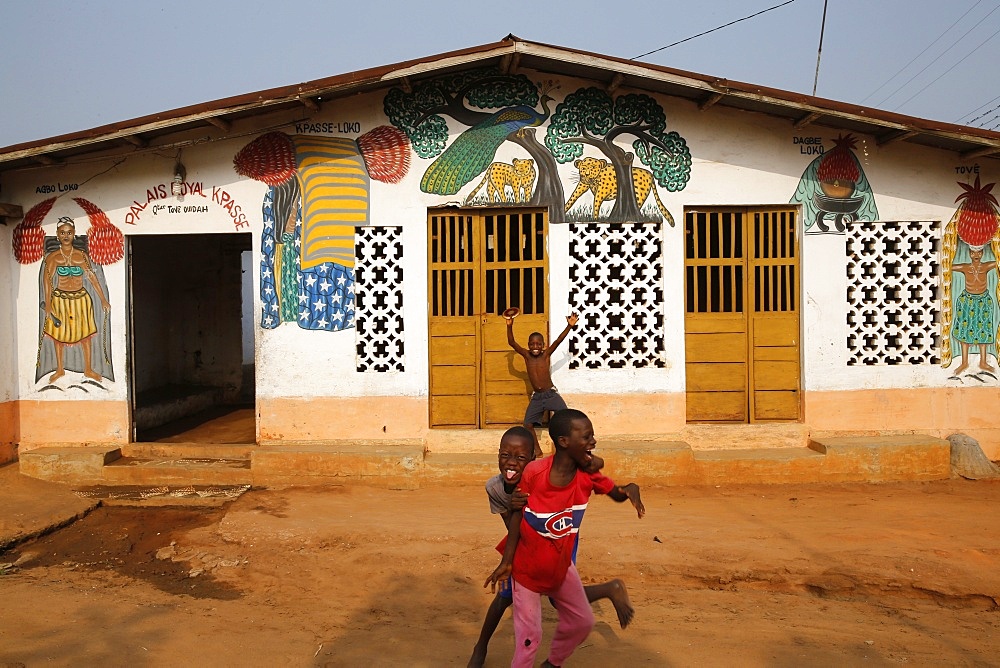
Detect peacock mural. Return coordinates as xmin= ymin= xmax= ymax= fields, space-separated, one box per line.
xmin=418 ymin=92 xmax=552 ymax=195
xmin=385 ymin=69 xmax=567 ymax=221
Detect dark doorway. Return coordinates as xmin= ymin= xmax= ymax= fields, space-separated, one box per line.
xmin=128 ymin=233 xmax=255 ymax=443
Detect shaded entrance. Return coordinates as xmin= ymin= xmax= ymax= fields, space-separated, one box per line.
xmin=128 ymin=233 xmax=255 ymax=442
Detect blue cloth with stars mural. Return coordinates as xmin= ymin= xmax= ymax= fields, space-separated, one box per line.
xmin=259 ymin=186 xmax=355 ymax=331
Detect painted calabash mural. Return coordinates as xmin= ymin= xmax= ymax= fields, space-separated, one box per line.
xmin=941 ymin=176 xmax=1000 ymax=380
xmin=12 ymin=197 xmax=122 ymax=387
xmin=234 ymin=127 xmax=410 ymax=331
xmin=791 ymin=134 xmax=878 ymax=233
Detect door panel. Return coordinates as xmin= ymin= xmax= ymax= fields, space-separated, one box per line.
xmin=753 ymin=391 xmax=800 ymax=419
xmin=428 ymin=209 xmax=548 ymax=428
xmin=748 ymin=210 xmax=800 ymax=421
xmin=685 ymin=207 xmax=800 ymax=423
xmin=686 ymin=363 xmax=747 ymax=392
xmin=687 ymin=391 xmax=747 ymax=421
xmin=428 ymin=213 xmax=479 ymax=428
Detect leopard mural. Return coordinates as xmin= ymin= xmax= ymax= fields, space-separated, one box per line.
xmin=564 ymin=157 xmax=675 ymax=227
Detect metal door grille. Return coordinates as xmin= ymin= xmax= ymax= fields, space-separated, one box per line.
xmin=430 ymin=214 xmax=474 ymax=316
xmin=752 ymin=210 xmax=797 ymax=313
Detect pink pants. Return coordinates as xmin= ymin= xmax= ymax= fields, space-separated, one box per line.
xmin=511 ymin=564 xmax=594 ymax=668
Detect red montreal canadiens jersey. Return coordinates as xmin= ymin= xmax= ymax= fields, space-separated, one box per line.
xmin=499 ymin=456 xmax=614 ymax=593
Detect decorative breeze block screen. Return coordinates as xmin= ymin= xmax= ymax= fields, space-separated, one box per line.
xmin=569 ymin=222 xmax=665 ymax=369
xmin=846 ymin=220 xmax=940 ymax=365
xmin=355 ymin=226 xmax=405 ymax=372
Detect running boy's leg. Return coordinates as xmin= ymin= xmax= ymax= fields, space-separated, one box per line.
xmin=467 ymin=589 xmax=512 ymax=668
xmin=583 ymin=579 xmax=634 ymax=628
xmin=511 ymin=580 xmax=545 ymax=668
xmin=545 ymin=564 xmax=595 ymax=666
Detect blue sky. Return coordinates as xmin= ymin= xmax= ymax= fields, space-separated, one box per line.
xmin=2 ymin=0 xmax=999 ymax=148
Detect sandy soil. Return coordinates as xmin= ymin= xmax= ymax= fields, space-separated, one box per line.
xmin=1 ymin=479 xmax=999 ymax=667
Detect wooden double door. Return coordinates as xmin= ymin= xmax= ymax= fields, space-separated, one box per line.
xmin=428 ymin=208 xmax=549 ymax=428
xmin=684 ymin=207 xmax=801 ymax=422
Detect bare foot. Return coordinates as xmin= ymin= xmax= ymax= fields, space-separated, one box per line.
xmin=607 ymin=578 xmax=634 ymax=628
xmin=48 ymin=369 xmax=65 ymax=382
xmin=84 ymin=369 xmax=102 ymax=381
xmin=954 ymin=362 xmax=969 ymax=374
xmin=467 ymin=647 xmax=486 ymax=668
xmin=979 ymin=360 xmax=996 ymax=372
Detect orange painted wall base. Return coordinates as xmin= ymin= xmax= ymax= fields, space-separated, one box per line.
xmin=15 ymin=400 xmax=130 ymax=452
xmin=804 ymin=387 xmax=999 ymax=459
xmin=0 ymin=401 xmax=17 ymax=465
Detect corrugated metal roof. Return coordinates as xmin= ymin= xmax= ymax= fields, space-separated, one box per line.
xmin=2 ymin=35 xmax=999 ymax=176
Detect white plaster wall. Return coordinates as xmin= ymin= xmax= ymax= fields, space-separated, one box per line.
xmin=2 ymin=67 xmax=993 ymax=407
xmin=0 ymin=221 xmax=15 ymax=402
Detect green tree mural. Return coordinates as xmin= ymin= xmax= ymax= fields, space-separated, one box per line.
xmin=384 ymin=68 xmax=565 ymax=219
xmin=545 ymin=87 xmax=691 ymax=222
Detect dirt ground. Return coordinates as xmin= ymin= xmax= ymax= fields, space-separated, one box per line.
xmin=1 ymin=479 xmax=998 ymax=667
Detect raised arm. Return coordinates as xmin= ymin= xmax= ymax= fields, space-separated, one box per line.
xmin=506 ymin=317 xmax=528 ymax=356
xmin=546 ymin=313 xmax=579 ymax=354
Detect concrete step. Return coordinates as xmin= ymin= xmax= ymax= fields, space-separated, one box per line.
xmin=809 ymin=434 xmax=951 ymax=482
xmin=123 ymin=443 xmax=257 ymax=459
xmin=251 ymin=442 xmax=425 ymax=488
xmin=103 ymin=456 xmax=252 ymax=486
xmin=425 ymin=429 xmax=508 ymax=454
xmin=681 ymin=423 xmax=811 ymax=450
xmin=423 ymin=452 xmax=496 ymax=485
xmin=16 ymin=433 xmax=954 ymax=489
xmin=19 ymin=445 xmax=121 ymax=484
xmin=692 ymin=447 xmax=825 ymax=485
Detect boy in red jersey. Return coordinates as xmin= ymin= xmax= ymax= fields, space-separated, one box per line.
xmin=485 ymin=409 xmax=644 ymax=668
xmin=468 ymin=426 xmax=641 ymax=667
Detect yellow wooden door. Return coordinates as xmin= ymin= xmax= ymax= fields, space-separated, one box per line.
xmin=428 ymin=209 xmax=548 ymax=428
xmin=748 ymin=209 xmax=800 ymax=421
xmin=684 ymin=207 xmax=800 ymax=423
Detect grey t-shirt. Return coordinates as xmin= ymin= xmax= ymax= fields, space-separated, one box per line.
xmin=486 ymin=473 xmax=513 ymax=515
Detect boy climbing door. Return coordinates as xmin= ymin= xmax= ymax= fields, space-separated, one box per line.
xmin=684 ymin=207 xmax=801 ymax=422
xmin=428 ymin=208 xmax=549 ymax=428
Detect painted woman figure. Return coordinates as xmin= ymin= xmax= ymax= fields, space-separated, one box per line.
xmin=39 ymin=217 xmax=113 ymax=383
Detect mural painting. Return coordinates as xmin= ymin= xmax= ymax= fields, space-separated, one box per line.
xmin=791 ymin=133 xmax=878 ymax=233
xmin=12 ymin=197 xmax=122 ymax=389
xmin=385 ymin=70 xmax=691 ymax=225
xmin=233 ymin=127 xmax=410 ymax=331
xmin=464 ymin=158 xmax=536 ymax=205
xmin=385 ymin=69 xmax=562 ymax=216
xmin=941 ymin=176 xmax=1000 ymax=381
xmin=546 ymin=87 xmax=690 ymax=225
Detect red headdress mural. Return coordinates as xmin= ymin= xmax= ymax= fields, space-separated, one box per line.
xmin=941 ymin=176 xmax=1000 ymax=377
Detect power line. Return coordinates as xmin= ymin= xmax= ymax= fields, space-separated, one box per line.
xmin=631 ymin=0 xmax=798 ymax=60
xmin=870 ymin=3 xmax=1000 ymax=109
xmin=892 ymin=24 xmax=1000 ymax=112
xmin=812 ymin=0 xmax=828 ymax=96
xmin=958 ymin=95 xmax=1000 ymax=125
xmin=859 ymin=0 xmax=984 ymax=105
